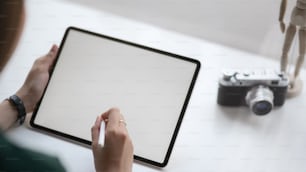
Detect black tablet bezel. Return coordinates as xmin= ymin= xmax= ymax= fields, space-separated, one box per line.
xmin=30 ymin=26 xmax=201 ymax=167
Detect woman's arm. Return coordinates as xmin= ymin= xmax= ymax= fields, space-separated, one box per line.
xmin=0 ymin=45 xmax=58 ymax=130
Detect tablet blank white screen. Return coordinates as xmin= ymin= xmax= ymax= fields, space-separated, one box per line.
xmin=34 ymin=29 xmax=198 ymax=163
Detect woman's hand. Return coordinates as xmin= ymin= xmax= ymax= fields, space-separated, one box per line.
xmin=16 ymin=45 xmax=58 ymax=113
xmin=91 ymin=108 xmax=134 ymax=172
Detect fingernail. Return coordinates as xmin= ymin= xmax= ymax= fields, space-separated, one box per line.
xmin=50 ymin=44 xmax=57 ymax=52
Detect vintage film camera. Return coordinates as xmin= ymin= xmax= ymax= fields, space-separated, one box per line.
xmin=217 ymin=69 xmax=289 ymax=115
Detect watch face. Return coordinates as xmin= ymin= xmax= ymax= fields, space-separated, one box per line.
xmin=9 ymin=95 xmax=26 ymax=125
xmin=19 ymin=115 xmax=26 ymax=125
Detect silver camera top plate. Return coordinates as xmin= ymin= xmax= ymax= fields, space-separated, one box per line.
xmin=220 ymin=69 xmax=289 ymax=87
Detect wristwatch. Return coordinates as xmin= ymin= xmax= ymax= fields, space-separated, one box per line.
xmin=7 ymin=95 xmax=26 ymax=125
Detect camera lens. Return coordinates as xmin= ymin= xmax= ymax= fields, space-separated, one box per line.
xmin=245 ymin=85 xmax=274 ymax=115
xmin=252 ymin=101 xmax=273 ymax=115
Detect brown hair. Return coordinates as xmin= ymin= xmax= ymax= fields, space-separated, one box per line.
xmin=0 ymin=0 xmax=25 ymax=71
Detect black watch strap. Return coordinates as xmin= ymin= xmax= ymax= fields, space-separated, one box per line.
xmin=7 ymin=95 xmax=26 ymax=125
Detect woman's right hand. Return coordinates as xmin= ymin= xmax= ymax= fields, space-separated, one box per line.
xmin=91 ymin=108 xmax=134 ymax=172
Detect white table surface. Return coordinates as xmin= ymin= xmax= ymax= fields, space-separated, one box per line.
xmin=1 ymin=0 xmax=306 ymax=171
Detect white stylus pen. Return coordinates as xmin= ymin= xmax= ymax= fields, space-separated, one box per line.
xmin=98 ymin=120 xmax=106 ymax=147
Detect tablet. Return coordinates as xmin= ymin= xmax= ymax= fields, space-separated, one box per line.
xmin=30 ymin=27 xmax=200 ymax=167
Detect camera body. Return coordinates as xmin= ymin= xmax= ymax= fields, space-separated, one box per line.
xmin=217 ymin=69 xmax=289 ymax=115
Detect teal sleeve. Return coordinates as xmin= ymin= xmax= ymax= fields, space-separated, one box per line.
xmin=0 ymin=132 xmax=66 ymax=172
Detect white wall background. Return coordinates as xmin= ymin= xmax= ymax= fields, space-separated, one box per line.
xmin=65 ymin=0 xmax=300 ymax=66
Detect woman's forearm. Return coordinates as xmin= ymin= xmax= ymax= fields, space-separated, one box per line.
xmin=0 ymin=100 xmax=19 ymax=130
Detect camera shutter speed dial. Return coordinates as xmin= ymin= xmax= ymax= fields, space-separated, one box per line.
xmin=222 ymin=71 xmax=235 ymax=81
